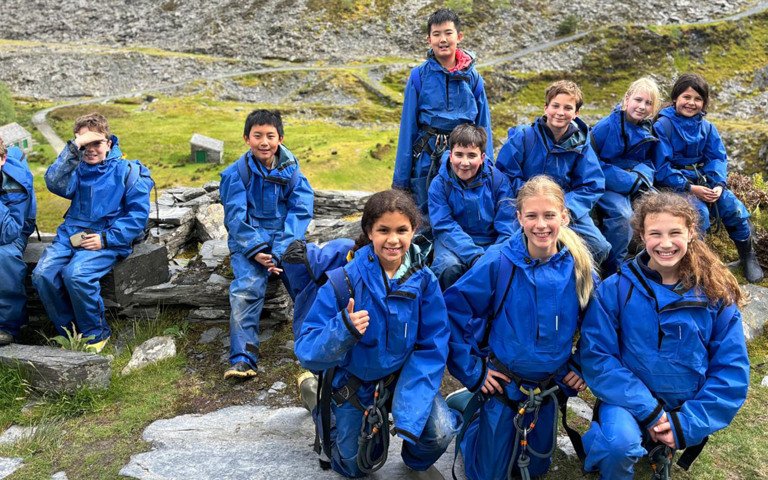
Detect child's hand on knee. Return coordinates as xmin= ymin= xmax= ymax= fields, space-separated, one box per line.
xmin=346 ymin=298 xmax=369 ymax=336
xmin=562 ymin=371 xmax=586 ymax=391
xmin=80 ymin=233 xmax=103 ymax=250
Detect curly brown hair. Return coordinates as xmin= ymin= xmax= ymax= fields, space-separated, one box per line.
xmin=353 ymin=189 xmax=420 ymax=252
xmin=631 ymin=192 xmax=742 ymax=306
xmin=73 ymin=112 xmax=111 ymax=138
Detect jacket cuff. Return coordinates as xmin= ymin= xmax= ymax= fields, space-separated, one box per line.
xmin=669 ymin=410 xmax=687 ymax=450
xmin=341 ymin=308 xmax=362 ymax=340
xmin=101 ymin=231 xmax=109 ymax=249
xmin=391 ymin=426 xmax=419 ymax=445
xmin=639 ymin=400 xmax=665 ymax=430
xmin=468 ymin=357 xmax=488 ymax=393
xmin=244 ymin=242 xmax=269 ymax=259
xmin=683 ymin=181 xmax=692 ymax=192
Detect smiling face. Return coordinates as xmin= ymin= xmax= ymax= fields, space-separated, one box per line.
xmin=76 ymin=127 xmax=111 ymax=165
xmin=449 ymin=144 xmax=484 ymax=182
xmin=517 ymin=194 xmax=569 ymax=259
xmin=544 ymin=93 xmax=579 ymax=138
xmin=624 ymin=89 xmax=655 ymax=123
xmin=427 ymin=21 xmax=463 ymax=68
xmin=642 ymin=212 xmax=693 ymax=282
xmin=674 ymin=87 xmax=705 ymax=118
xmin=367 ymin=211 xmax=414 ymax=275
xmin=244 ymin=123 xmax=283 ymax=167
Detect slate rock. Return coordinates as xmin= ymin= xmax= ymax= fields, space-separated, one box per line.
xmin=148 ymin=205 xmax=196 ymax=227
xmin=202 ymin=181 xmax=220 ymax=192
xmin=188 ymin=308 xmax=230 ymax=323
xmin=198 ymin=327 xmax=224 ymax=345
xmin=0 ymin=458 xmax=23 ymax=478
xmin=51 ymin=472 xmax=69 ymax=480
xmin=741 ymin=284 xmax=768 ymax=341
xmin=567 ymin=397 xmax=593 ymax=421
xmin=0 ymin=426 xmax=36 ymax=445
xmin=0 ymin=344 xmax=110 ymax=394
xmin=167 ymin=187 xmax=207 ymax=203
xmin=119 ymin=406 xmax=459 ymax=479
xmin=199 ymin=239 xmax=230 ymax=268
xmin=762 ymin=376 xmax=768 ymax=388
xmin=196 ymin=204 xmax=228 ymax=242
xmin=122 ymin=336 xmax=177 ymax=375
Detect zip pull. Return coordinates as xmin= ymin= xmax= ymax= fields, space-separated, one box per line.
xmin=679 ymin=325 xmax=681 ymax=340
xmin=555 ymin=315 xmax=559 ymax=331
xmin=404 ymin=323 xmax=408 ymax=340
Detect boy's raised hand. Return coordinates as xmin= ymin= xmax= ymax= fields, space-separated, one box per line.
xmin=346 ymin=298 xmax=369 ymax=336
xmin=74 ymin=131 xmax=107 ymax=149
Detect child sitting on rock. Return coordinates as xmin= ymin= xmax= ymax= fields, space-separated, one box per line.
xmin=32 ymin=113 xmax=153 ymax=353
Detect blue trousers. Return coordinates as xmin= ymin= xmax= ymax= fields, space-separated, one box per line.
xmin=583 ymin=404 xmax=651 ymax=480
xmin=462 ymin=394 xmax=557 ymax=480
xmin=31 ymin=240 xmax=119 ymax=342
xmin=0 ymin=240 xmax=29 ymax=338
xmin=571 ymin=213 xmax=612 ymax=265
xmin=431 ymin=239 xmax=489 ymax=290
xmin=596 ymin=191 xmax=633 ymax=275
xmin=314 ymin=389 xmax=460 ymax=478
xmin=690 ymin=190 xmax=750 ymax=241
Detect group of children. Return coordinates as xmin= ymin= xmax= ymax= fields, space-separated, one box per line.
xmin=0 ymin=6 xmax=757 ymax=480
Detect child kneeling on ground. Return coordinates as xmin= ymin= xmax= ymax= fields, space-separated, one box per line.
xmin=428 ymin=124 xmax=515 ymax=290
xmin=295 ymin=190 xmax=460 ymax=478
xmin=32 ymin=113 xmax=152 ymax=353
xmin=580 ymin=192 xmax=749 ymax=479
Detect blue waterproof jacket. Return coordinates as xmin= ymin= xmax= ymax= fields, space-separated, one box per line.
xmin=392 ymin=49 xmax=493 ymax=190
xmin=220 ymin=146 xmax=314 ymax=262
xmin=653 ymin=106 xmax=728 ymax=191
xmin=0 ymin=146 xmax=36 ymax=245
xmin=580 ymin=253 xmax=749 ymax=449
xmin=428 ymin=154 xmax=515 ymax=265
xmin=444 ymin=232 xmax=582 ymax=395
xmin=495 ymin=116 xmax=604 ymax=220
xmin=295 ymin=243 xmax=450 ymax=441
xmin=591 ymin=105 xmax=657 ymax=195
xmin=45 ymin=137 xmax=152 ymax=254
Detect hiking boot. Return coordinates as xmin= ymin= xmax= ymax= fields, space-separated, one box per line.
xmin=85 ymin=337 xmax=110 ymax=354
xmin=445 ymin=387 xmax=474 ymax=414
xmin=735 ymin=237 xmax=764 ymax=283
xmin=297 ymin=371 xmax=318 ymax=412
xmin=0 ymin=330 xmax=13 ymax=346
xmin=224 ymin=361 xmax=257 ymax=380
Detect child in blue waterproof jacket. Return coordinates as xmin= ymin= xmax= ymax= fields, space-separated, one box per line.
xmin=220 ymin=109 xmax=314 ymax=380
xmin=0 ymin=141 xmax=36 ymax=346
xmin=654 ymin=73 xmax=763 ymax=282
xmin=495 ymin=80 xmax=611 ymax=264
xmin=392 ymin=8 xmax=492 ymax=223
xmin=444 ymin=175 xmax=595 ymax=480
xmin=295 ymin=190 xmax=461 ymax=478
xmin=580 ymin=192 xmax=749 ymax=479
xmin=32 ymin=113 xmax=152 ymax=353
xmin=428 ymin=124 xmax=515 ymax=290
xmin=591 ymin=77 xmax=661 ymax=274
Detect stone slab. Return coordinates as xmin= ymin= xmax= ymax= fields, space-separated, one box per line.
xmin=148 ymin=205 xmax=195 ymax=227
xmin=741 ymin=284 xmax=768 ymax=341
xmin=0 ymin=458 xmax=23 ymax=478
xmin=0 ymin=344 xmax=110 ymax=394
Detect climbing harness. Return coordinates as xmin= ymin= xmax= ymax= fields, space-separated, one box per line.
xmin=649 ymin=444 xmax=673 ymax=480
xmin=506 ymin=384 xmax=562 ymax=480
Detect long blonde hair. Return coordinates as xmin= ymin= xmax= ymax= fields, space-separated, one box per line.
xmin=631 ymin=192 xmax=742 ymax=306
xmin=517 ymin=175 xmax=595 ymax=308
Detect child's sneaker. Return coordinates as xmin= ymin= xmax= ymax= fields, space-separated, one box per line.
xmin=85 ymin=337 xmax=109 ymax=354
xmin=445 ymin=387 xmax=474 ymax=413
xmin=0 ymin=330 xmax=13 ymax=346
xmin=297 ymin=371 xmax=318 ymax=412
xmin=224 ymin=361 xmax=257 ymax=380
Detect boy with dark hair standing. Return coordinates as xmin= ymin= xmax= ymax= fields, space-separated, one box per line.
xmin=0 ymin=140 xmax=36 ymax=346
xmin=220 ymin=109 xmax=314 ymax=380
xmin=393 ymin=7 xmax=493 ymax=224
xmin=428 ymin=124 xmax=514 ymax=290
xmin=33 ymin=113 xmax=153 ymax=353
xmin=495 ymin=80 xmax=611 ymax=264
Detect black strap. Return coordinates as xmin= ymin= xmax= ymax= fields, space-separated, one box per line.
xmin=316 ymin=366 xmax=336 ymax=465
xmin=557 ymin=389 xmax=587 ymax=463
xmin=481 ymin=262 xmax=516 ymax=348
xmin=676 ymin=436 xmax=708 ymax=471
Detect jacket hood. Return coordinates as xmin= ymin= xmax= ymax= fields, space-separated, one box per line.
xmin=501 ymin=230 xmax=572 ymax=272
xmin=1 ymin=147 xmax=34 ymax=193
xmin=619 ymin=252 xmax=708 ymax=310
xmin=657 ymin=105 xmax=706 ymax=144
xmin=535 ymin=116 xmax=590 ymax=152
xmin=437 ymin=151 xmax=493 ymax=189
xmin=426 ymin=48 xmax=477 ymax=75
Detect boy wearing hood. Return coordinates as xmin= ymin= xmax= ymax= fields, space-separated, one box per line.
xmin=220 ymin=109 xmax=314 ymax=380
xmin=392 ymin=8 xmax=493 ymax=224
xmin=32 ymin=113 xmax=153 ymax=353
xmin=0 ymin=140 xmax=36 ymax=346
xmin=495 ymin=80 xmax=611 ymax=264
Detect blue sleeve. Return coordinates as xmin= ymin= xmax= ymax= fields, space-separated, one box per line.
xmin=492 ymin=173 xmax=516 ymax=241
xmin=45 ymin=142 xmax=81 ymax=199
xmin=0 ymin=193 xmax=27 ymax=245
xmin=392 ymin=274 xmax=450 ymax=442
xmin=271 ymin=169 xmax=314 ymax=261
xmin=428 ymin=168 xmax=484 ymax=264
xmin=393 ymin=69 xmax=420 ymax=190
xmin=701 ymin=122 xmax=728 ymax=188
xmin=580 ymin=281 xmax=665 ymax=428
xmin=565 ymin=141 xmax=605 ymax=220
xmin=444 ymin=254 xmax=497 ymax=391
xmin=220 ymin=168 xmax=271 ymax=258
xmin=473 ymin=74 xmax=494 ymax=161
xmin=495 ymin=127 xmax=526 ymax=197
xmin=653 ymin=121 xmax=689 ymax=192
xmin=294 ymin=279 xmax=360 ymax=372
xmin=591 ymin=122 xmax=643 ymax=195
xmin=670 ymin=304 xmax=749 ymax=449
xmin=103 ymin=164 xmax=152 ymax=249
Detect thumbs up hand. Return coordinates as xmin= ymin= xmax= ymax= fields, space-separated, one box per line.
xmin=346 ymin=298 xmax=369 ymax=336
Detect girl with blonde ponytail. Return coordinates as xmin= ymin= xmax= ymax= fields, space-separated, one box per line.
xmin=580 ymin=192 xmax=749 ymax=479
xmin=443 ymin=175 xmax=596 ymax=479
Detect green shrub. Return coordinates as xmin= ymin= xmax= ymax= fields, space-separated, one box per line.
xmin=0 ymin=82 xmax=16 ymax=125
xmin=557 ymin=14 xmax=579 ymax=37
